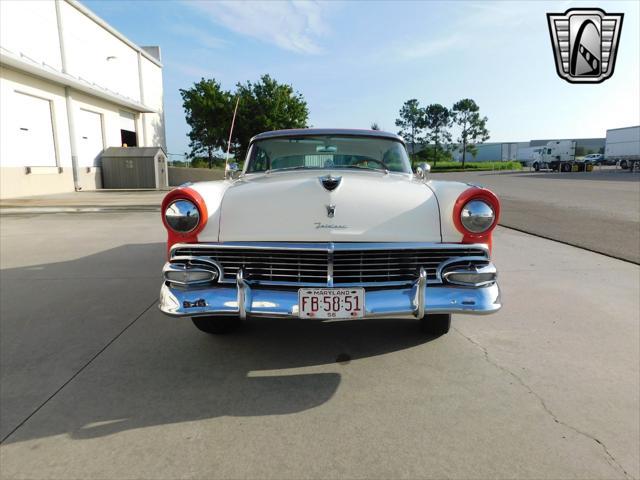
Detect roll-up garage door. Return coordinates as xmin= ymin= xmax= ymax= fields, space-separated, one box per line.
xmin=78 ymin=109 xmax=104 ymax=167
xmin=14 ymin=92 xmax=57 ymax=167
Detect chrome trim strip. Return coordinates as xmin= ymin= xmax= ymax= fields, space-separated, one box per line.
xmin=237 ymin=269 xmax=249 ymax=320
xmin=170 ymin=241 xmax=490 ymax=256
xmin=415 ymin=267 xmax=426 ymax=318
xmin=435 ymin=256 xmax=492 ymax=284
xmin=162 ymin=263 xmax=217 ymax=286
xmin=327 ymin=242 xmax=334 ymax=287
xmin=442 ymin=263 xmax=497 ymax=288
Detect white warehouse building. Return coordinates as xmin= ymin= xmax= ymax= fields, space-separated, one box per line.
xmin=0 ymin=0 xmax=165 ymax=198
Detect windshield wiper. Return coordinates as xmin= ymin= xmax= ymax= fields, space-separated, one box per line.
xmin=341 ymin=164 xmax=390 ymax=174
xmin=266 ymin=166 xmax=314 ymax=173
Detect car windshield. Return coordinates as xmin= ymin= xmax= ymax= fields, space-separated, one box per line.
xmin=245 ymin=135 xmax=412 ymax=174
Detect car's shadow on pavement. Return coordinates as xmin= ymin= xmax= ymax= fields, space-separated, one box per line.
xmin=69 ymin=317 xmax=436 ymax=441
xmin=1 ymin=242 xmax=438 ymax=444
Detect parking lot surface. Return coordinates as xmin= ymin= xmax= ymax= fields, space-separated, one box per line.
xmin=1 ymin=211 xmax=638 ymax=479
xmin=432 ymin=169 xmax=640 ymax=263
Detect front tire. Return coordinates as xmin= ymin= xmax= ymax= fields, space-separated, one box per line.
xmin=533 ymin=162 xmax=539 ymax=172
xmin=420 ymin=314 xmax=451 ymax=336
xmin=192 ymin=316 xmax=241 ymax=334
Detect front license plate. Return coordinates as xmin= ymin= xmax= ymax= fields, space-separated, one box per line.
xmin=298 ymin=288 xmax=365 ymax=319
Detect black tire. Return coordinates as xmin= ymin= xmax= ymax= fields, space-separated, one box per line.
xmin=533 ymin=162 xmax=539 ymax=172
xmin=420 ymin=314 xmax=451 ymax=336
xmin=620 ymin=160 xmax=628 ymax=169
xmin=561 ymin=162 xmax=571 ymax=172
xmin=192 ymin=316 xmax=241 ymax=334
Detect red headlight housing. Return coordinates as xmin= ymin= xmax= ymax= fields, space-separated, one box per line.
xmin=452 ymin=187 xmax=500 ymax=251
xmin=161 ymin=187 xmax=208 ymax=256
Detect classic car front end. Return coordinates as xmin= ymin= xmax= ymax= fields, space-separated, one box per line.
xmin=159 ymin=129 xmax=501 ymax=335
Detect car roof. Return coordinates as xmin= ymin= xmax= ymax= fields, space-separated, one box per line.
xmin=250 ymin=128 xmax=405 ymax=144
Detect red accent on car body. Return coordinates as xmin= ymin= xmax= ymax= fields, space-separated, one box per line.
xmin=452 ymin=187 xmax=500 ymax=251
xmin=161 ymin=187 xmax=208 ymax=256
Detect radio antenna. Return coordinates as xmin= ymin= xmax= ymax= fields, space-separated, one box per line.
xmin=225 ymin=96 xmax=240 ymax=174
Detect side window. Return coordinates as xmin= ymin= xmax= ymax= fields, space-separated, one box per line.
xmin=250 ymin=147 xmax=269 ymax=172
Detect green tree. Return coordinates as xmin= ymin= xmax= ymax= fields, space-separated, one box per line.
xmin=395 ymin=99 xmax=424 ymax=159
xmin=370 ymin=122 xmax=380 ymax=130
xmin=232 ymin=74 xmax=308 ymax=160
xmin=423 ymin=104 xmax=452 ymax=166
xmin=180 ymin=75 xmax=309 ymax=165
xmin=180 ymin=79 xmax=232 ymax=168
xmin=451 ymin=99 xmax=489 ymax=168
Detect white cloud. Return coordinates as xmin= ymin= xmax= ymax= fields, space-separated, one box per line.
xmin=169 ymin=24 xmax=227 ymax=49
xmin=185 ymin=0 xmax=330 ymax=54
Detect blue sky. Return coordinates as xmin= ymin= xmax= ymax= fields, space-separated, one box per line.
xmin=83 ymin=0 xmax=639 ymax=157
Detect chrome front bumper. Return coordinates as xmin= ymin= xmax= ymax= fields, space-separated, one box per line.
xmin=159 ymin=266 xmax=501 ymax=319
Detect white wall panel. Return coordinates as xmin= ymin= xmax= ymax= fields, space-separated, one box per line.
xmin=0 ymin=0 xmax=62 ymax=71
xmin=140 ymin=57 xmax=165 ymax=148
xmin=59 ymin=1 xmax=140 ymax=102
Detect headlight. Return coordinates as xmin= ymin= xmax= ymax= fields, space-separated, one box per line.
xmin=164 ymin=199 xmax=200 ymax=233
xmin=460 ymin=200 xmax=495 ymax=233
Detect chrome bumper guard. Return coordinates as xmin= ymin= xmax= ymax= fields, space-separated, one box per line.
xmin=159 ymin=266 xmax=501 ymax=319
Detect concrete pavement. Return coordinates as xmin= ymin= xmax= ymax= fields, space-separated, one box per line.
xmin=432 ymin=169 xmax=640 ymax=263
xmin=0 ymin=212 xmax=638 ymax=479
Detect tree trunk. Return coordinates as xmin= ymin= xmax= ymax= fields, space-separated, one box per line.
xmin=411 ymin=126 xmax=416 ymax=161
xmin=461 ymin=140 xmax=467 ymax=169
xmin=207 ymin=147 xmax=213 ymax=169
xmin=433 ymin=139 xmax=438 ymax=166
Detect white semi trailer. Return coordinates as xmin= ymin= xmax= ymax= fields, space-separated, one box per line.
xmin=605 ymin=126 xmax=640 ymax=169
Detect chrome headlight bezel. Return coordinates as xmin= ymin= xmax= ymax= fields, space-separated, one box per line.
xmin=460 ymin=200 xmax=495 ymax=233
xmin=164 ymin=199 xmax=200 ymax=233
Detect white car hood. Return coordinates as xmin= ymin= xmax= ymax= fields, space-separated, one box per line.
xmin=209 ymin=170 xmax=442 ymax=243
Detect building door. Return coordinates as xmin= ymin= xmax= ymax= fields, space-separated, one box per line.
xmin=78 ymin=109 xmax=104 ymax=167
xmin=14 ymin=92 xmax=57 ymax=167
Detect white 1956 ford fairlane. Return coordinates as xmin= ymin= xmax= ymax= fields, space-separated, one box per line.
xmin=159 ymin=129 xmax=501 ymax=335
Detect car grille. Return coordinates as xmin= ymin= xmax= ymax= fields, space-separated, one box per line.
xmin=171 ymin=245 xmax=487 ymax=286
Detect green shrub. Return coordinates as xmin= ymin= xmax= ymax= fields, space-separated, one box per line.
xmin=428 ymin=161 xmax=522 ymax=172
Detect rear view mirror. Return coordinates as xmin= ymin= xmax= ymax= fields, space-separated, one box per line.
xmin=225 ymin=162 xmax=240 ymax=179
xmin=415 ymin=162 xmax=431 ymax=180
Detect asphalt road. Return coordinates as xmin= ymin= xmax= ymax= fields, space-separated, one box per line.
xmin=1 ymin=212 xmax=638 ymax=479
xmin=432 ymin=168 xmax=640 ymax=263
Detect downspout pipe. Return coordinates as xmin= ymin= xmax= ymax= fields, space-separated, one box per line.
xmin=137 ymin=51 xmax=148 ymax=147
xmin=55 ymin=0 xmax=80 ymax=190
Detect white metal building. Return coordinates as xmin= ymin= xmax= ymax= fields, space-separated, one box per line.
xmin=0 ymin=0 xmax=165 ymax=198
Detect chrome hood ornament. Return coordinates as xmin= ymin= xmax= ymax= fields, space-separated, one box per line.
xmin=320 ymin=174 xmax=342 ymax=192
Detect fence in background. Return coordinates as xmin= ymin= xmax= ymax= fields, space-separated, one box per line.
xmin=168 ymin=167 xmax=225 ymax=186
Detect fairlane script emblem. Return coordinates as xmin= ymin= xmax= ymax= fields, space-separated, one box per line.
xmin=315 ymin=222 xmax=347 ymax=229
xmin=547 ymin=8 xmax=623 ymax=84
xmin=320 ymin=174 xmax=342 ymax=191
xmin=326 ymin=204 xmax=336 ymax=218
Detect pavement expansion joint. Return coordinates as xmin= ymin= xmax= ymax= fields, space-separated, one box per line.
xmin=452 ymin=327 xmax=633 ymax=480
xmin=0 ymin=298 xmax=158 ymax=445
